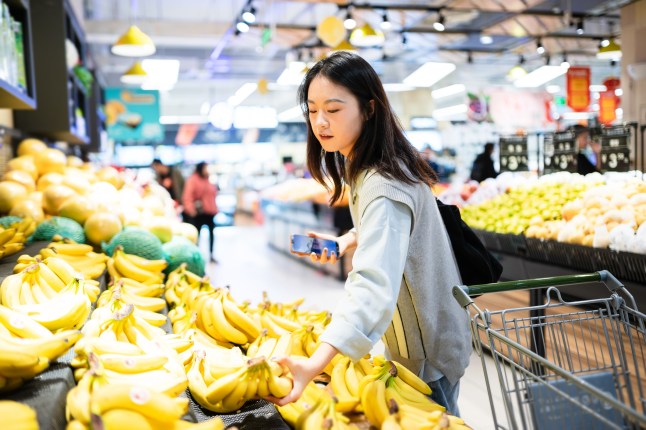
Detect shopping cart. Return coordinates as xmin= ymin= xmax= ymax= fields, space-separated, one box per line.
xmin=452 ymin=270 xmax=646 ymax=430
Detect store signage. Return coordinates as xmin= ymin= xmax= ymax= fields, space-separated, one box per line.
xmin=600 ymin=126 xmax=631 ymax=172
xmin=543 ymin=131 xmax=577 ymax=174
xmin=499 ymin=135 xmax=529 ymax=172
xmin=599 ymin=91 xmax=617 ymax=125
xmin=566 ymin=66 xmax=590 ymax=112
xmin=105 ymin=88 xmax=164 ymax=143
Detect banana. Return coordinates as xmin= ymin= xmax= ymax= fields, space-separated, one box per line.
xmin=330 ymin=357 xmax=353 ymax=398
xmin=90 ymin=384 xmax=189 ymax=423
xmin=209 ymin=295 xmax=248 ymax=344
xmin=99 ymin=408 xmax=154 ymax=430
xmin=267 ymin=372 xmax=293 ymax=398
xmin=43 ymin=257 xmax=79 ymax=286
xmin=205 ymin=366 xmax=246 ymax=404
xmin=37 ymin=261 xmax=67 ymax=292
xmin=259 ymin=311 xmax=289 ymax=338
xmin=100 ymin=354 xmax=168 ymax=374
xmin=1 ymin=272 xmax=26 ymax=308
xmin=0 ymin=329 xmax=81 ymax=360
xmin=66 ymin=373 xmax=92 ymax=424
xmin=0 ymin=400 xmax=39 ymax=430
xmin=113 ymin=249 xmax=163 ymax=283
xmin=219 ymin=371 xmax=249 ymax=412
xmin=345 ymin=358 xmax=361 ymax=397
xmin=392 ymin=376 xmax=445 ymax=413
xmin=264 ymin=310 xmax=301 ymax=332
xmin=221 ymin=292 xmax=261 ymax=340
xmin=391 ymin=360 xmax=432 ymax=395
xmin=0 ymin=305 xmax=53 ymax=339
xmin=47 ymin=242 xmax=94 ymax=256
xmin=121 ymin=252 xmax=168 ymax=272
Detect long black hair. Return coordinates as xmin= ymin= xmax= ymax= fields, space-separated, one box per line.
xmin=298 ymin=51 xmax=437 ymax=205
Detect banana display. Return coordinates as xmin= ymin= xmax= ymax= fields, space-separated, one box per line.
xmin=381 ymin=400 xmax=471 ymax=430
xmin=0 ymin=400 xmax=39 ymax=430
xmin=34 ymin=237 xmax=108 ymax=280
xmin=107 ymin=246 xmax=167 ymax=284
xmin=0 ymin=217 xmax=36 ymax=260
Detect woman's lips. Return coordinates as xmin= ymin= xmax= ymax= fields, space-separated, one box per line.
xmin=319 ymin=134 xmax=332 ymax=141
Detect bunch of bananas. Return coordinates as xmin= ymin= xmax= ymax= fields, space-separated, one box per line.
xmin=277 ymin=381 xmax=358 ymax=430
xmin=67 ymin=382 xmax=223 ymax=430
xmin=97 ymin=280 xmax=166 ymax=312
xmin=32 ymin=238 xmax=109 ymax=280
xmin=328 ymin=355 xmax=375 ymax=412
xmin=164 ymin=264 xmax=204 ymax=308
xmin=107 ymin=246 xmax=167 ymax=284
xmin=10 ymin=256 xmax=101 ymax=302
xmin=1 ymin=263 xmax=92 ymax=332
xmin=0 ymin=218 xmax=36 ymax=260
xmin=0 ymin=400 xmax=39 ymax=430
xmin=0 ymin=304 xmax=82 ymax=392
xmin=359 ymin=356 xmax=447 ymax=428
xmin=382 ymin=400 xmax=472 ymax=430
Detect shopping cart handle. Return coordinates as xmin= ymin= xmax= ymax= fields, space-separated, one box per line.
xmin=453 ymin=270 xmax=624 ymax=302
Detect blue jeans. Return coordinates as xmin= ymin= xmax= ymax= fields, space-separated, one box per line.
xmin=428 ymin=376 xmax=461 ymax=417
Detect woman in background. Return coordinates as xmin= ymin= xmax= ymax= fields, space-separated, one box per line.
xmin=182 ymin=162 xmax=218 ymax=263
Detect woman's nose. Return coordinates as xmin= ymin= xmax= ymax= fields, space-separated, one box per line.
xmin=314 ymin=112 xmax=328 ymax=127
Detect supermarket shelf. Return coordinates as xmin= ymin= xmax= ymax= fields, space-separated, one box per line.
xmin=0 ymin=77 xmax=35 ymax=109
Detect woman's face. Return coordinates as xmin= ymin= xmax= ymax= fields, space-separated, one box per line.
xmin=307 ymin=76 xmax=367 ymax=157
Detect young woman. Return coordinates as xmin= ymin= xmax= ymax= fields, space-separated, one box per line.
xmin=269 ymin=51 xmax=471 ymax=415
xmin=182 ymin=162 xmax=218 ymax=263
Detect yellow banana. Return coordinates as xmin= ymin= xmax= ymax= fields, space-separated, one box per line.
xmin=0 ymin=305 xmax=53 ymax=339
xmin=210 ymin=295 xmax=248 ymax=344
xmin=0 ymin=400 xmax=39 ymax=430
xmin=219 ymin=372 xmax=249 ymax=412
xmin=1 ymin=272 xmax=26 ymax=308
xmin=90 ymin=384 xmax=188 ymax=422
xmin=267 ymin=372 xmax=293 ymax=398
xmin=100 ymin=354 xmax=168 ymax=374
xmin=122 ymin=252 xmax=168 ymax=272
xmin=221 ymin=292 xmax=261 ymax=340
xmin=259 ymin=311 xmax=288 ymax=338
xmin=66 ymin=373 xmax=92 ymax=424
xmin=392 ymin=361 xmax=432 ymax=395
xmin=43 ymin=257 xmax=78 ymax=285
xmin=99 ymin=408 xmax=154 ymax=430
xmin=36 ymin=261 xmax=67 ymax=292
xmin=392 ymin=376 xmax=445 ymax=412
xmin=0 ymin=329 xmax=81 ymax=360
xmin=205 ymin=366 xmax=246 ymax=404
xmin=113 ymin=249 xmax=163 ymax=283
xmin=0 ymin=228 xmax=16 ymax=247
xmin=47 ymin=242 xmax=94 ymax=256
xmin=345 ymin=358 xmax=361 ymax=397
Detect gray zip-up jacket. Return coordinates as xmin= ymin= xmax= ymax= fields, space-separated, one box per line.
xmin=319 ymin=170 xmax=472 ymax=384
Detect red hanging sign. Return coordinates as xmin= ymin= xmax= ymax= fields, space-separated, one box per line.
xmin=566 ymin=66 xmax=590 ymax=112
xmin=599 ymin=91 xmax=617 ymax=125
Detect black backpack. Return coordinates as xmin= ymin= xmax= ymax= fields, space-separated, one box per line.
xmin=436 ymin=198 xmax=502 ymax=286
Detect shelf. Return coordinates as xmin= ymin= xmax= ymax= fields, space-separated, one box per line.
xmin=0 ymin=77 xmax=34 ymax=109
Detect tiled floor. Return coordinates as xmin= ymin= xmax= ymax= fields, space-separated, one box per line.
xmin=200 ymin=223 xmax=505 ymax=430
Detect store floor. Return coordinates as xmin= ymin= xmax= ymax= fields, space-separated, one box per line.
xmin=199 ymin=223 xmax=505 ymax=430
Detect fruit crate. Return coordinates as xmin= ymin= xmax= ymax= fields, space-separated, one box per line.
xmin=525 ymin=238 xmax=549 ymax=262
xmin=495 ymin=233 xmax=527 ymax=256
xmin=618 ymin=250 xmax=646 ymax=284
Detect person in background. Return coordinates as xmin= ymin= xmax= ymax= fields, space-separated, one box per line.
xmin=151 ymin=159 xmax=185 ymax=205
xmin=268 ymin=51 xmax=470 ymax=415
xmin=573 ymin=124 xmax=601 ymax=175
xmin=182 ymin=162 xmax=219 ymax=263
xmin=469 ymin=142 xmax=498 ymax=182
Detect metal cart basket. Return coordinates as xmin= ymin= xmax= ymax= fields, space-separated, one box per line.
xmin=452 ymin=270 xmax=646 ymax=430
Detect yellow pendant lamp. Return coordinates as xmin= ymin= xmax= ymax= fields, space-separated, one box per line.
xmin=111 ymin=25 xmax=156 ymax=57
xmin=120 ymin=60 xmax=147 ymax=85
xmin=596 ymin=39 xmax=622 ymax=60
xmin=350 ymin=23 xmax=384 ymax=47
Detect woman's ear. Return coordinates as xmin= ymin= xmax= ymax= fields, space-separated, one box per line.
xmin=366 ymin=99 xmax=375 ymax=119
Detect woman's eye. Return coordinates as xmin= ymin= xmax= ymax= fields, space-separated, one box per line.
xmin=328 ymin=109 xmax=339 ymax=113
xmin=308 ymin=110 xmax=317 ymax=114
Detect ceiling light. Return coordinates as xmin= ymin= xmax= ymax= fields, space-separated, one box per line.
xmin=576 ymin=19 xmax=584 ymax=35
xmin=227 ymin=83 xmax=258 ymax=106
xmin=403 ymin=62 xmax=456 ymax=87
xmin=561 ymin=54 xmax=570 ymax=68
xmin=616 ymin=108 xmax=623 ymax=117
xmin=330 ymin=40 xmax=355 ymax=53
xmin=276 ymin=61 xmax=307 ymax=86
xmin=514 ymin=65 xmax=568 ymax=87
xmin=431 ymin=84 xmax=465 ymax=99
xmin=597 ymin=38 xmax=622 ymax=60
xmin=615 ymin=88 xmax=623 ymax=96
xmin=546 ymin=85 xmax=560 ymax=93
xmin=507 ymin=65 xmax=527 ymax=81
xmin=536 ymin=39 xmax=544 ymax=54
xmin=382 ymin=83 xmax=416 ymax=92
xmin=432 ymin=104 xmax=467 ymax=120
xmin=600 ymin=38 xmax=610 ymax=47
xmin=242 ymin=7 xmax=256 ymax=24
xmin=236 ymin=21 xmax=250 ymax=33
xmin=208 ymin=102 xmax=234 ymax=130
xmin=480 ymin=35 xmax=493 ymax=45
xmin=344 ymin=10 xmax=356 ymax=30
xmin=433 ymin=13 xmax=445 ymax=32
xmin=380 ymin=11 xmax=392 ymax=30
xmin=589 ymin=85 xmax=607 ymax=92
xmin=350 ymin=23 xmax=385 ymax=47
xmin=120 ymin=61 xmax=147 ymax=85
xmin=140 ymin=59 xmax=180 ymax=90
xmin=111 ymin=25 xmax=156 ymax=57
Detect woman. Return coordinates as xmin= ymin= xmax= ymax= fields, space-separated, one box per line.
xmin=182 ymin=162 xmax=218 ymax=263
xmin=269 ymin=52 xmax=471 ymax=415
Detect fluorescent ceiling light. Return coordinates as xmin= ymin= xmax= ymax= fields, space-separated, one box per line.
xmin=589 ymin=85 xmax=607 ymax=92
xmin=383 ymin=83 xmax=416 ymax=92
xmin=480 ymin=35 xmax=493 ymax=45
xmin=546 ymin=85 xmax=560 ymax=94
xmin=141 ymin=59 xmax=180 ymax=90
xmin=159 ymin=115 xmax=208 ymax=124
xmin=561 ymin=112 xmax=593 ymax=120
xmin=431 ymin=84 xmax=465 ymax=99
xmin=208 ymin=102 xmax=234 ymax=130
xmin=403 ymin=62 xmax=456 ymax=87
xmin=432 ymin=104 xmax=467 ymax=119
xmin=227 ymin=83 xmax=258 ymax=106
xmin=278 ymin=105 xmax=304 ymax=122
xmin=276 ymin=61 xmax=307 ymax=86
xmin=234 ymin=106 xmax=277 ymax=129
xmin=514 ymin=65 xmax=568 ymax=88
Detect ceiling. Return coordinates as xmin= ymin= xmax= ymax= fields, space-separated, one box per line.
xmin=79 ymin=0 xmax=634 ymax=121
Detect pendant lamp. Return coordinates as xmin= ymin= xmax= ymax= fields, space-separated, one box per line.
xmin=596 ymin=39 xmax=622 ymax=60
xmin=112 ymin=25 xmax=156 ymax=57
xmin=120 ymin=61 xmax=148 ymax=84
xmin=350 ymin=23 xmax=384 ymax=47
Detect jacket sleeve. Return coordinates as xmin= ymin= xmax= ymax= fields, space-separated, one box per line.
xmin=182 ymin=176 xmax=195 ymax=213
xmin=319 ymin=197 xmax=412 ymax=360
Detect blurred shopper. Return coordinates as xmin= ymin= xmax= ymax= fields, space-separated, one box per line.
xmin=421 ymin=144 xmax=454 ymax=183
xmin=269 ymin=51 xmax=470 ymax=415
xmin=182 ymin=162 xmax=218 ymax=263
xmin=573 ymin=125 xmax=601 ymax=175
xmin=469 ymin=142 xmax=498 ymax=182
xmin=151 ymin=159 xmax=185 ymax=205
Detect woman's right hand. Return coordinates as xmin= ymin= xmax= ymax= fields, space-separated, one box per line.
xmin=295 ymin=230 xmax=357 ymax=265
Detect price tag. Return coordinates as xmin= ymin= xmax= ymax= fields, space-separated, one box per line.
xmin=600 ymin=147 xmax=631 ymax=172
xmin=499 ymin=136 xmax=529 ymax=172
xmin=543 ymin=131 xmax=577 ymax=174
